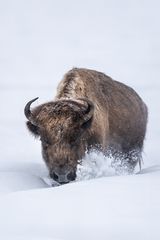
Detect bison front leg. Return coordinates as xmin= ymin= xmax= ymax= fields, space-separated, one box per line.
xmin=111 ymin=149 xmax=142 ymax=175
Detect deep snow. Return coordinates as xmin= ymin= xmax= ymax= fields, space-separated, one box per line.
xmin=0 ymin=0 xmax=160 ymax=239
xmin=0 ymin=172 xmax=160 ymax=240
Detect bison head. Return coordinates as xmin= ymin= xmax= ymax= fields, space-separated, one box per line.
xmin=24 ymin=97 xmax=94 ymax=184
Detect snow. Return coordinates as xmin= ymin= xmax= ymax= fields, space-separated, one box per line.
xmin=0 ymin=173 xmax=160 ymax=240
xmin=0 ymin=0 xmax=160 ymax=239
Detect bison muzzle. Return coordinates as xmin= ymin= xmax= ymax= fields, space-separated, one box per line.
xmin=24 ymin=68 xmax=148 ymax=184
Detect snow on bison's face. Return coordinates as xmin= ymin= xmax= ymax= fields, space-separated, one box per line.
xmin=24 ymin=98 xmax=94 ymax=184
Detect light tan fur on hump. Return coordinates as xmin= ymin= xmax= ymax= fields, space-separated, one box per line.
xmin=55 ymin=68 xmax=86 ymax=99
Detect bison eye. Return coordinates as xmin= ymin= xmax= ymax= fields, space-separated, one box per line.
xmin=81 ymin=117 xmax=92 ymax=130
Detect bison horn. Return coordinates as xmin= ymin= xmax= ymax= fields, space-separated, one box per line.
xmin=77 ymin=98 xmax=94 ymax=123
xmin=24 ymin=97 xmax=39 ymax=123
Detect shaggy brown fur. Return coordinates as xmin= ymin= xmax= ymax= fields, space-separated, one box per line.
xmin=24 ymin=68 xmax=148 ymax=183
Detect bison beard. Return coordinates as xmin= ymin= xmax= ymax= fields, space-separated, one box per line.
xmin=24 ymin=68 xmax=148 ymax=184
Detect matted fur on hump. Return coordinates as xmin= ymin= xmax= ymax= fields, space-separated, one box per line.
xmin=56 ymin=68 xmax=86 ymax=99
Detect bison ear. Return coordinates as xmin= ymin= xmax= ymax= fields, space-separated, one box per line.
xmin=77 ymin=98 xmax=94 ymax=127
xmin=26 ymin=121 xmax=39 ymax=137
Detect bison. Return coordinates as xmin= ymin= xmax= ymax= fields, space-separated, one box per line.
xmin=24 ymin=68 xmax=148 ymax=184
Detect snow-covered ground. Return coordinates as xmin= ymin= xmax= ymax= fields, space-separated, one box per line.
xmin=0 ymin=0 xmax=160 ymax=239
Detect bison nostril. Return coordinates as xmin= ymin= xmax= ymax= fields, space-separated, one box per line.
xmin=67 ymin=171 xmax=76 ymax=181
xmin=50 ymin=170 xmax=76 ymax=183
xmin=51 ymin=172 xmax=59 ymax=182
